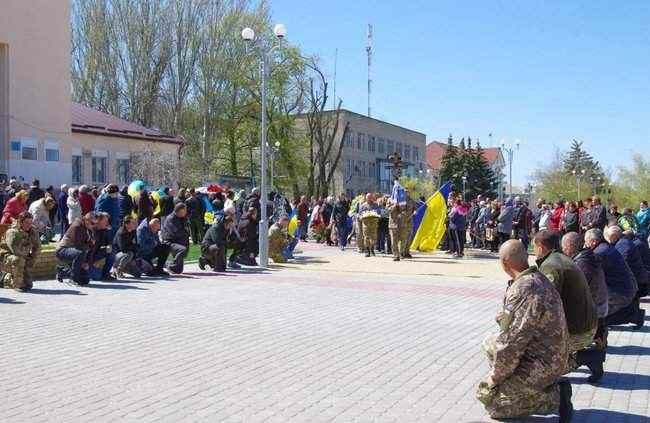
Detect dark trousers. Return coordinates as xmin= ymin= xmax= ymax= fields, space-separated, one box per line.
xmin=60 ymin=217 xmax=69 ymax=235
xmin=167 ymin=243 xmax=188 ymax=274
xmin=190 ymin=220 xmax=204 ymax=245
xmin=202 ymin=244 xmax=226 ymax=272
xmin=141 ymin=244 xmax=170 ymax=271
xmin=452 ymin=229 xmax=465 ymax=256
xmin=377 ymin=218 xmax=390 ymax=252
xmin=336 ymin=222 xmax=348 ymax=247
xmin=605 ymin=299 xmax=641 ymax=326
xmin=56 ymin=247 xmax=89 ymax=284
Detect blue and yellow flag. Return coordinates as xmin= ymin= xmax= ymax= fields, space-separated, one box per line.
xmin=288 ymin=209 xmax=299 ymax=237
xmin=410 ymin=182 xmax=452 ymax=252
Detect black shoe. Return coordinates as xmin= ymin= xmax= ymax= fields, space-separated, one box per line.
xmin=558 ymin=379 xmax=573 ymax=423
xmin=403 ymin=253 xmax=413 ymax=258
xmin=393 ymin=257 xmax=400 ymax=261
xmin=634 ymin=308 xmax=646 ymax=329
xmin=198 ymin=257 xmax=206 ymax=271
xmin=577 ymin=348 xmax=605 ymax=384
xmin=101 ymin=274 xmax=117 ymax=282
xmin=371 ymin=249 xmax=376 ymax=257
xmin=365 ymin=251 xmax=371 ymax=257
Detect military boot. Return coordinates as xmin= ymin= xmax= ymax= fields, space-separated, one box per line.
xmin=635 ymin=308 xmax=646 ymax=329
xmin=558 ymin=379 xmax=573 ymax=423
xmin=576 ymin=347 xmax=605 ymax=383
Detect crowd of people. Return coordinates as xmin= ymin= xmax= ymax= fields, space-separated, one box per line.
xmin=0 ymin=179 xmax=306 ymax=290
xmin=470 ymin=194 xmax=649 ymax=421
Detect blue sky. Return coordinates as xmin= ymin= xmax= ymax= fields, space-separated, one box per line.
xmin=271 ymin=0 xmax=650 ymax=185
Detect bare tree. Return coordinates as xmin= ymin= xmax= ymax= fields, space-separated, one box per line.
xmin=304 ymin=60 xmax=349 ymax=198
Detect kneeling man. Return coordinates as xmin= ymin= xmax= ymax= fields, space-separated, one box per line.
xmin=477 ymin=240 xmax=573 ymax=422
xmin=0 ymin=212 xmax=41 ymax=292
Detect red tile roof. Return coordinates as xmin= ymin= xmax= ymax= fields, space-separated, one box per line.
xmin=426 ymin=141 xmax=501 ymax=170
xmin=71 ymin=102 xmax=184 ymax=145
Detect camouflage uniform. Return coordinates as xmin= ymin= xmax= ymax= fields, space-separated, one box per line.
xmin=0 ymin=221 xmax=41 ymax=291
xmin=477 ymin=266 xmax=568 ymax=419
xmin=354 ymin=212 xmax=364 ymax=252
xmin=388 ymin=203 xmax=402 ymax=259
xmin=359 ymin=202 xmax=380 ymax=249
xmin=268 ymin=223 xmax=288 ymax=263
xmin=566 ymin=327 xmax=597 ymax=372
xmin=398 ymin=198 xmax=417 ymax=257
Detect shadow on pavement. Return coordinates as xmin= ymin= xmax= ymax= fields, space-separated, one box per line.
xmin=640 ymin=298 xmax=649 ymax=303
xmin=29 ymin=288 xmax=86 ymax=295
xmin=85 ymin=284 xmax=148 ymax=291
xmin=573 ymin=409 xmax=649 ymax=422
xmin=0 ymin=297 xmax=25 ymax=304
xmin=610 ymin=325 xmax=650 ymax=333
xmin=568 ymin=371 xmax=650 ymax=390
xmin=291 ymin=256 xmax=330 ymax=265
xmin=607 ymin=345 xmax=650 ymax=356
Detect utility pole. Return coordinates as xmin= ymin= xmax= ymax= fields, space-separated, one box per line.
xmin=333 ymin=48 xmax=338 ymax=109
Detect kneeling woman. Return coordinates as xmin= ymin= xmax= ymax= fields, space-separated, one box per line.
xmin=113 ymin=216 xmax=144 ymax=278
xmin=200 ymin=215 xmax=235 ymax=272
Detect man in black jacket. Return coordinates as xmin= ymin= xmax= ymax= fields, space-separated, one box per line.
xmin=27 ymin=179 xmax=45 ymax=206
xmin=160 ymin=203 xmax=190 ymax=274
xmin=199 ymin=215 xmax=235 ymax=272
xmin=112 ymin=215 xmax=142 ymax=278
xmin=587 ymin=196 xmax=607 ymax=231
xmin=185 ymin=189 xmax=205 ymax=245
xmin=332 ymin=193 xmax=350 ymax=250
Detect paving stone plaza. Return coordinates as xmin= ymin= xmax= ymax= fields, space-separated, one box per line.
xmin=1 ymin=244 xmax=649 ymax=422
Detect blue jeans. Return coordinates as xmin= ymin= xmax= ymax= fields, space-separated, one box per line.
xmin=89 ymin=249 xmax=115 ymax=280
xmin=56 ymin=247 xmax=89 ymax=284
xmin=282 ymin=237 xmax=299 ymax=259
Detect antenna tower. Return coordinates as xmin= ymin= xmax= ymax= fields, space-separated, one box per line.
xmin=366 ymin=23 xmax=373 ymax=118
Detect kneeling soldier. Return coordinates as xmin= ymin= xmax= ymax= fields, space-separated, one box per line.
xmin=0 ymin=212 xmax=41 ymax=292
xmin=268 ymin=215 xmax=297 ymax=263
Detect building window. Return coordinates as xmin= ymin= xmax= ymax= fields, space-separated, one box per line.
xmin=369 ymin=162 xmax=376 ymax=178
xmin=116 ymin=159 xmax=130 ymax=185
xmin=387 ymin=140 xmax=394 ymax=154
xmin=396 ymin=142 xmax=403 ymax=156
xmin=22 ymin=146 xmax=37 ymax=160
xmin=72 ymin=155 xmax=83 ymax=184
xmin=368 ymin=136 xmax=375 ymax=153
xmin=92 ymin=157 xmax=107 ymax=183
xmin=45 ymin=148 xmax=59 ymax=162
xmin=357 ymin=133 xmax=363 ymax=150
xmin=414 ymin=147 xmax=420 ymax=161
xmin=378 ymin=138 xmax=385 ymax=154
xmin=346 ymin=130 xmax=354 ymax=148
xmin=404 ymin=145 xmax=411 ymax=160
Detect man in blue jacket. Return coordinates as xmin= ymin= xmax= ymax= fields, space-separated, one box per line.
xmin=95 ymin=184 xmax=120 ymax=239
xmin=585 ymin=228 xmax=644 ymax=329
xmin=136 ymin=218 xmax=170 ymax=277
xmin=606 ymin=225 xmax=648 ymax=298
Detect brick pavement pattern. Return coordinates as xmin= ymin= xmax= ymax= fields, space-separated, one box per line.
xmin=1 ymin=243 xmax=649 ymax=422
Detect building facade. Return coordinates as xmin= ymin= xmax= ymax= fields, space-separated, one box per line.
xmin=296 ymin=110 xmax=427 ymax=197
xmin=0 ymin=0 xmax=182 ymax=188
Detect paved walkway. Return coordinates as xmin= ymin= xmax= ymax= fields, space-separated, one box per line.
xmin=1 ymin=244 xmax=648 ymax=422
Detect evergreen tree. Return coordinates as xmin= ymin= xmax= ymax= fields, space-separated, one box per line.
xmin=440 ymin=134 xmax=459 ymax=186
xmin=563 ymin=139 xmax=605 ymax=180
xmin=469 ymin=142 xmax=497 ymax=199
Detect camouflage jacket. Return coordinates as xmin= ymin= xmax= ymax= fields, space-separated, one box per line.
xmin=0 ymin=221 xmax=41 ymax=259
xmin=398 ymin=198 xmax=417 ymax=229
xmin=491 ymin=266 xmax=568 ymax=388
xmin=268 ymin=224 xmax=288 ymax=251
xmin=388 ymin=203 xmax=401 ymax=229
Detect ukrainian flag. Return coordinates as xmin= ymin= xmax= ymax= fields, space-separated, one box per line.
xmin=288 ymin=209 xmax=299 ymax=237
xmin=410 ymin=182 xmax=452 ymax=252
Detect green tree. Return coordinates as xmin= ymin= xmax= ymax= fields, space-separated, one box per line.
xmin=563 ymin=139 xmax=605 ymax=181
xmin=612 ymin=154 xmax=650 ymax=208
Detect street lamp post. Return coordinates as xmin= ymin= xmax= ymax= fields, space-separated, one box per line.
xmin=242 ymin=23 xmax=286 ymax=268
xmin=462 ymin=175 xmax=467 ymax=201
xmin=500 ymin=139 xmax=520 ymax=199
xmin=572 ymin=168 xmax=586 ymax=200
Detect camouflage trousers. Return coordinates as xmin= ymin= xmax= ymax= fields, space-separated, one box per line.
xmin=566 ymin=327 xmax=597 ymax=372
xmin=355 ymin=218 xmax=364 ymax=251
xmin=389 ymin=228 xmax=403 ymax=258
xmin=2 ymin=255 xmax=34 ymax=291
xmin=269 ymin=239 xmax=287 ymax=263
xmin=477 ymin=334 xmax=560 ymax=419
xmin=362 ymin=218 xmax=379 ymax=250
xmin=400 ymin=225 xmax=412 ymax=256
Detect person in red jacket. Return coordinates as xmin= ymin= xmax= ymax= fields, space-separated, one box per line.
xmin=549 ymin=200 xmax=564 ymax=232
xmin=1 ymin=190 xmax=28 ymax=224
xmin=78 ymin=185 xmax=95 ymax=215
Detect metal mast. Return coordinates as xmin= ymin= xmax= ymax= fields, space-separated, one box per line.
xmin=366 ymin=24 xmax=373 ymax=117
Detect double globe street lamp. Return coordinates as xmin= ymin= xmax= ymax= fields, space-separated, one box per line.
xmin=241 ymin=23 xmax=286 ymax=268
xmin=500 ymin=139 xmax=520 ymax=199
